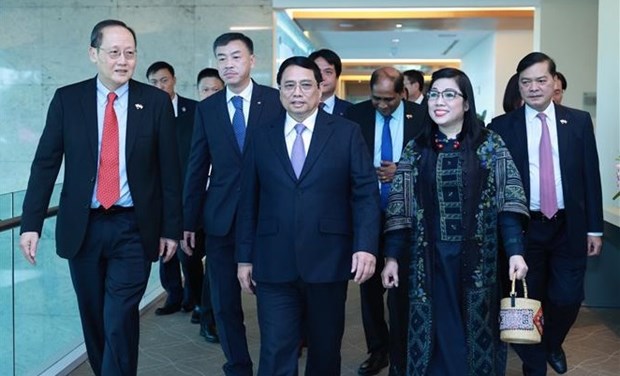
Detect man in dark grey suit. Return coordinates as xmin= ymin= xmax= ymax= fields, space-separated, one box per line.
xmin=237 ymin=56 xmax=380 ymax=376
xmin=183 ymin=32 xmax=281 ymax=376
xmin=345 ymin=67 xmax=425 ymax=376
xmin=489 ymin=52 xmax=603 ymax=376
xmin=19 ymin=20 xmax=182 ymax=376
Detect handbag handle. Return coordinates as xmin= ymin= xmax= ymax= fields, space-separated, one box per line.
xmin=510 ymin=274 xmax=528 ymax=299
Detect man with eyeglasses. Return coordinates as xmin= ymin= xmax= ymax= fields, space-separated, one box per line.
xmin=236 ymin=55 xmax=380 ymax=375
xmin=345 ymin=67 xmax=425 ymax=376
xmin=19 ymin=20 xmax=181 ymax=376
xmin=183 ymin=32 xmax=281 ymax=376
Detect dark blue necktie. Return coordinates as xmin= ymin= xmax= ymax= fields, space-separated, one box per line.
xmin=380 ymin=114 xmax=393 ymax=210
xmin=231 ymin=96 xmax=246 ymax=151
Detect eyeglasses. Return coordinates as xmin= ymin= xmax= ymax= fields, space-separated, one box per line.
xmin=427 ymin=89 xmax=464 ymax=101
xmin=98 ymin=47 xmax=137 ymax=60
xmin=280 ymin=81 xmax=317 ymax=94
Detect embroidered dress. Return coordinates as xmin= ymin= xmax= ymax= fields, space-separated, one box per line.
xmin=384 ymin=130 xmax=528 ymax=376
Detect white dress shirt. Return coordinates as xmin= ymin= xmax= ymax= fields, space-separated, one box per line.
xmin=321 ymin=94 xmax=336 ymax=115
xmin=226 ymin=81 xmax=253 ymax=127
xmin=285 ymin=110 xmax=318 ymax=158
xmin=92 ymin=78 xmax=133 ymax=207
xmin=525 ymin=103 xmax=564 ymax=211
xmin=373 ymin=101 xmax=405 ymax=168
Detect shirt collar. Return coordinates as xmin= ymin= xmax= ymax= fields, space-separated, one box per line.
xmin=525 ymin=101 xmax=556 ymax=123
xmin=96 ymin=78 xmax=129 ymax=104
xmin=285 ymin=109 xmax=318 ymax=136
xmin=322 ymin=94 xmax=336 ymax=111
xmin=226 ymin=80 xmax=253 ymax=104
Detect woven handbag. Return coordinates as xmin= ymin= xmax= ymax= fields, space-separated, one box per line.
xmin=499 ymin=277 xmax=544 ymax=344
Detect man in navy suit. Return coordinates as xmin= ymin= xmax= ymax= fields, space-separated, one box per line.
xmin=308 ymin=48 xmax=352 ymax=116
xmin=146 ymin=61 xmax=204 ymax=320
xmin=489 ymin=52 xmax=603 ymax=376
xmin=345 ymin=67 xmax=425 ymax=376
xmin=183 ymin=33 xmax=281 ymax=376
xmin=236 ymin=56 xmax=380 ymax=376
xmin=19 ymin=20 xmax=181 ymax=376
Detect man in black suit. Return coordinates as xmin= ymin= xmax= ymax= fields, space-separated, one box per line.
xmin=402 ymin=69 xmax=425 ymax=104
xmin=308 ymin=48 xmax=352 ymax=116
xmin=345 ymin=67 xmax=425 ymax=376
xmin=236 ymin=56 xmax=380 ymax=376
xmin=19 ymin=20 xmax=182 ymax=376
xmin=146 ymin=61 xmax=204 ymax=322
xmin=489 ymin=52 xmax=603 ymax=376
xmin=183 ymin=33 xmax=281 ymax=376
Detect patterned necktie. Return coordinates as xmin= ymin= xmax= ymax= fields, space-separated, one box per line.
xmin=291 ymin=123 xmax=306 ymax=178
xmin=538 ymin=113 xmax=558 ymax=219
xmin=231 ymin=96 xmax=246 ymax=151
xmin=380 ymin=114 xmax=393 ymax=210
xmin=96 ymin=92 xmax=120 ymax=209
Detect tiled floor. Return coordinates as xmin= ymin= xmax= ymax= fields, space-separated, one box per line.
xmin=70 ymin=284 xmax=620 ymax=376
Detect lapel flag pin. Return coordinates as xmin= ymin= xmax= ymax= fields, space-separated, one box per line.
xmin=135 ymin=103 xmax=143 ymax=110
xmin=560 ymin=119 xmax=567 ymax=124
xmin=181 ymin=106 xmax=186 ymax=113
xmin=406 ymin=114 xmax=413 ymax=119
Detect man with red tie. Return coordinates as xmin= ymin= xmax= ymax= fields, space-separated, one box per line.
xmin=490 ymin=52 xmax=603 ymax=376
xmin=19 ymin=20 xmax=182 ymax=376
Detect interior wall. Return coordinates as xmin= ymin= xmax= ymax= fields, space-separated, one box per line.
xmin=461 ymin=34 xmax=496 ymax=123
xmin=0 ymin=0 xmax=274 ymax=195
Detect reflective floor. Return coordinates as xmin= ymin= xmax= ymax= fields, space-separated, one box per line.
xmin=70 ymin=284 xmax=620 ymax=376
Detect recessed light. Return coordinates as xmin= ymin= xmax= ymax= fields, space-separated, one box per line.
xmin=339 ymin=23 xmax=354 ymax=28
xmin=392 ymin=38 xmax=400 ymax=43
xmin=395 ymin=23 xmax=403 ymax=28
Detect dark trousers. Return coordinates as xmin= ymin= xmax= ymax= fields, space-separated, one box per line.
xmin=159 ymin=249 xmax=183 ymax=306
xmin=256 ymin=280 xmax=348 ymax=376
xmin=207 ymin=230 xmax=253 ymax=376
xmin=68 ymin=211 xmax=151 ymax=376
xmin=514 ymin=214 xmax=585 ymax=376
xmin=177 ymin=229 xmax=207 ymax=310
xmin=360 ymin=229 xmax=409 ymax=375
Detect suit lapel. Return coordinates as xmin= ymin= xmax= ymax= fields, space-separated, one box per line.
xmin=554 ymin=104 xmax=570 ymax=188
xmin=82 ymin=78 xmax=99 ymax=164
xmin=359 ymin=103 xmax=376 ymax=156
xmin=126 ymin=80 xmax=142 ymax=161
xmin=298 ymin=112 xmax=334 ymax=181
xmin=403 ymin=102 xmax=417 ymax=149
xmin=513 ymin=108 xmax=531 ymax=201
xmin=268 ymin=114 xmax=297 ymax=181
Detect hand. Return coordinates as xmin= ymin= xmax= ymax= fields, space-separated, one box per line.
xmin=20 ymin=231 xmax=40 ymax=265
xmin=181 ymin=231 xmax=195 ymax=256
xmin=376 ymin=161 xmax=397 ymax=183
xmin=351 ymin=251 xmax=376 ymax=284
xmin=509 ymin=255 xmax=528 ymax=280
xmin=381 ymin=258 xmax=399 ymax=288
xmin=587 ymin=235 xmax=602 ymax=256
xmin=159 ymin=237 xmax=178 ymax=262
xmin=237 ymin=263 xmax=255 ymax=294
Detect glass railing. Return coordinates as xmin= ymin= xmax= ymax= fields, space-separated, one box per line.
xmin=0 ymin=185 xmax=162 ymax=375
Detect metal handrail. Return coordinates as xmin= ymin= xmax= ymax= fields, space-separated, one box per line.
xmin=0 ymin=207 xmax=59 ymax=233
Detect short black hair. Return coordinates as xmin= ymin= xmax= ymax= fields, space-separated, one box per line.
xmin=196 ymin=68 xmax=224 ymax=86
xmin=403 ymin=69 xmax=424 ymax=88
xmin=370 ymin=67 xmax=404 ymax=94
xmin=516 ymin=52 xmax=557 ymax=77
xmin=146 ymin=61 xmax=175 ymax=79
xmin=90 ymin=19 xmax=136 ymax=48
xmin=276 ymin=56 xmax=322 ymax=86
xmin=555 ymin=71 xmax=567 ymax=90
xmin=213 ymin=32 xmax=254 ymax=54
xmin=502 ymin=73 xmax=522 ymax=113
xmin=308 ymin=49 xmax=343 ymax=77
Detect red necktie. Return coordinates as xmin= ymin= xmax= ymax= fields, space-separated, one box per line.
xmin=537 ymin=113 xmax=558 ymax=219
xmin=96 ymin=92 xmax=120 ymax=208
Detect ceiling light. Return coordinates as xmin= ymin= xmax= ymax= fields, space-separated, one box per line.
xmin=339 ymin=22 xmax=354 ymax=28
xmin=392 ymin=38 xmax=400 ymax=43
xmin=395 ymin=24 xmax=403 ymax=28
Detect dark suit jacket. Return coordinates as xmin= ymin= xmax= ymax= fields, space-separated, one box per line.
xmin=21 ymin=78 xmax=182 ymax=261
xmin=344 ymin=99 xmax=425 ymax=159
xmin=332 ymin=96 xmax=353 ymax=117
xmin=236 ymin=110 xmax=381 ymax=284
xmin=489 ymin=104 xmax=603 ymax=255
xmin=183 ymin=82 xmax=281 ymax=236
xmin=175 ymin=95 xmax=197 ymax=181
